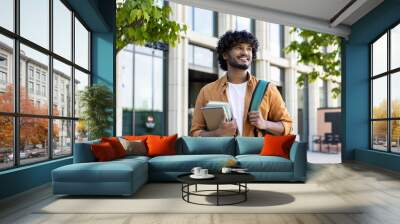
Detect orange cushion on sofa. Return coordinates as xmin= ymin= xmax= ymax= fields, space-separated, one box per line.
xmin=123 ymin=135 xmax=148 ymax=142
xmin=101 ymin=137 xmax=127 ymax=158
xmin=91 ymin=142 xmax=117 ymax=161
xmin=259 ymin=134 xmax=296 ymax=159
xmin=146 ymin=134 xmax=178 ymax=157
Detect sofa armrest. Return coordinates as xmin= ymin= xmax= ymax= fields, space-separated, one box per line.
xmin=289 ymin=142 xmax=307 ymax=181
xmin=73 ymin=140 xmax=100 ymax=163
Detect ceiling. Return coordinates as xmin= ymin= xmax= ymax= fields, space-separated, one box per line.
xmin=171 ymin=0 xmax=384 ymax=37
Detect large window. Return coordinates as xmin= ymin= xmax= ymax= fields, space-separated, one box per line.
xmin=188 ymin=44 xmax=216 ymax=72
xmin=270 ymin=65 xmax=284 ymax=98
xmin=185 ymin=6 xmax=217 ymax=37
xmin=268 ymin=23 xmax=284 ymax=58
xmin=370 ymin=23 xmax=400 ymax=153
xmin=0 ymin=0 xmax=91 ymax=170
xmin=117 ymin=45 xmax=167 ymax=136
xmin=233 ymin=16 xmax=254 ymax=33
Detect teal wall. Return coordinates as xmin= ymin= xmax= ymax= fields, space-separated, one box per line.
xmin=343 ymin=0 xmax=400 ymax=171
xmin=0 ymin=0 xmax=116 ymax=200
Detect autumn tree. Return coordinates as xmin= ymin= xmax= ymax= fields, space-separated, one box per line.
xmin=0 ymin=84 xmax=59 ymax=151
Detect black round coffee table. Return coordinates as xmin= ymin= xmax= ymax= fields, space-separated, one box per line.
xmin=177 ymin=173 xmax=255 ymax=206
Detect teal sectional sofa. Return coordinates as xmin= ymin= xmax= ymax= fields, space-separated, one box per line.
xmin=52 ymin=137 xmax=307 ymax=196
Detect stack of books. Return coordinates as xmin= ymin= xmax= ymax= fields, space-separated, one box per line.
xmin=201 ymin=101 xmax=233 ymax=131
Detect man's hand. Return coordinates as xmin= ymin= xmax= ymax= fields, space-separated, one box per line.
xmin=248 ymin=111 xmax=267 ymax=130
xmin=216 ymin=119 xmax=237 ymax=136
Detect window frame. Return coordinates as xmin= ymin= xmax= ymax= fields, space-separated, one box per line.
xmin=0 ymin=0 xmax=92 ymax=171
xmin=369 ymin=20 xmax=400 ymax=154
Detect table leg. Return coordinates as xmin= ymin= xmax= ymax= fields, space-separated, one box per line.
xmin=195 ymin=184 xmax=197 ymax=192
xmin=245 ymin=183 xmax=247 ymax=201
xmin=217 ymin=184 xmax=219 ymax=206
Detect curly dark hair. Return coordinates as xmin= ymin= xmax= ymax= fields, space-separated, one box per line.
xmin=216 ymin=30 xmax=259 ymax=71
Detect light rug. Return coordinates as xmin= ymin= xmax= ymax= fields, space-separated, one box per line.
xmin=37 ymin=183 xmax=362 ymax=214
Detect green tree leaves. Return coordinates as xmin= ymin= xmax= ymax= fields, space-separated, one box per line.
xmin=116 ymin=0 xmax=187 ymax=52
xmin=285 ymin=28 xmax=342 ymax=98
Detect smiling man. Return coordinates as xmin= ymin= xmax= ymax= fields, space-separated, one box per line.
xmin=190 ymin=30 xmax=292 ymax=137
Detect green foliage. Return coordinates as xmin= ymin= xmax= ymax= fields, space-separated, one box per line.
xmin=116 ymin=0 xmax=187 ymax=52
xmin=79 ymin=84 xmax=114 ymax=140
xmin=284 ymin=28 xmax=342 ymax=98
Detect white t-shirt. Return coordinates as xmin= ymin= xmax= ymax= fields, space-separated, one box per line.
xmin=227 ymin=82 xmax=247 ymax=136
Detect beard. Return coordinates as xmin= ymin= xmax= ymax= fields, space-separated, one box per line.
xmin=227 ymin=56 xmax=250 ymax=70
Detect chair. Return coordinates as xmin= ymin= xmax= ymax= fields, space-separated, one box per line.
xmin=312 ymin=135 xmax=322 ymax=152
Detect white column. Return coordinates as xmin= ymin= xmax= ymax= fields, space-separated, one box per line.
xmin=308 ymin=81 xmax=319 ymax=147
xmin=116 ymin=52 xmax=122 ymax=136
xmin=285 ymin=68 xmax=298 ymax=135
xmin=168 ymin=3 xmax=189 ymax=136
xmin=255 ymin=21 xmax=268 ymax=80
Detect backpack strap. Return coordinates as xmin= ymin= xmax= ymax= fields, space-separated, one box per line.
xmin=249 ymin=80 xmax=269 ymax=136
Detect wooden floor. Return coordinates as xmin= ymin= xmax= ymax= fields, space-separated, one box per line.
xmin=1 ymin=162 xmax=400 ymax=224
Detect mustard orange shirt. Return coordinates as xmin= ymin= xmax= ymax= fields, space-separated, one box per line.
xmin=190 ymin=74 xmax=293 ymax=137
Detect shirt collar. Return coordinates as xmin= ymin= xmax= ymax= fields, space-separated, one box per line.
xmin=220 ymin=72 xmax=257 ymax=89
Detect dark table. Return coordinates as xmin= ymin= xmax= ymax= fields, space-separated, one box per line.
xmin=177 ymin=172 xmax=255 ymax=206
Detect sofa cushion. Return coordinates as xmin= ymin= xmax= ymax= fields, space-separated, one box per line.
xmin=177 ymin=137 xmax=236 ymax=155
xmin=147 ymin=134 xmax=178 ymax=157
xmin=260 ymin=134 xmax=296 ymax=159
xmin=236 ymin=155 xmax=293 ymax=172
xmin=148 ymin=154 xmax=235 ymax=172
xmin=101 ymin=137 xmax=127 ymax=158
xmin=119 ymin=138 xmax=147 ymax=156
xmin=52 ymin=159 xmax=147 ymax=183
xmin=91 ymin=142 xmax=118 ymax=161
xmin=235 ymin=137 xmax=264 ymax=155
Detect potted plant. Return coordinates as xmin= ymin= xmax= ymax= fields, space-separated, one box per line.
xmin=79 ymin=84 xmax=113 ymax=140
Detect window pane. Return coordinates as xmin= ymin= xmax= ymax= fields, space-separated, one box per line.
xmin=74 ymin=69 xmax=89 ymax=118
xmin=75 ymin=18 xmax=89 ymax=70
xmin=53 ymin=119 xmax=72 ymax=158
xmin=153 ymin=57 xmax=164 ymax=111
xmin=188 ymin=44 xmax=194 ymax=64
xmin=0 ymin=0 xmax=14 ymax=31
xmin=270 ymin=65 xmax=283 ymax=86
xmin=117 ymin=47 xmax=134 ymax=135
xmin=372 ymin=34 xmax=387 ymax=76
xmin=20 ymin=44 xmax=49 ymax=115
xmin=75 ymin=120 xmax=88 ymax=143
xmin=0 ymin=35 xmax=14 ymax=113
xmin=391 ymin=72 xmax=400 ymax=118
xmin=134 ymin=53 xmax=152 ymax=110
xmin=20 ymin=117 xmax=49 ymax=165
xmin=193 ymin=46 xmax=214 ymax=68
xmin=269 ymin=23 xmax=283 ymax=57
xmin=185 ymin=6 xmax=193 ymax=31
xmin=53 ymin=0 xmax=72 ymax=60
xmin=234 ymin=16 xmax=251 ymax=32
xmin=372 ymin=121 xmax=388 ymax=151
xmin=391 ymin=120 xmax=400 ymax=153
xmin=391 ymin=24 xmax=400 ymax=70
xmin=318 ymin=79 xmax=327 ymax=108
xmin=0 ymin=116 xmax=13 ymax=170
xmin=188 ymin=7 xmax=214 ymax=37
xmin=53 ymin=59 xmax=72 ymax=117
xmin=372 ymin=76 xmax=387 ymax=119
xmin=20 ymin=0 xmax=49 ymax=49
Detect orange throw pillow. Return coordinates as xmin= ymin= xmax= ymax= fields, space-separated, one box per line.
xmin=146 ymin=134 xmax=178 ymax=157
xmin=101 ymin=137 xmax=127 ymax=158
xmin=91 ymin=142 xmax=117 ymax=161
xmin=123 ymin=135 xmax=148 ymax=141
xmin=260 ymin=134 xmax=296 ymax=159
